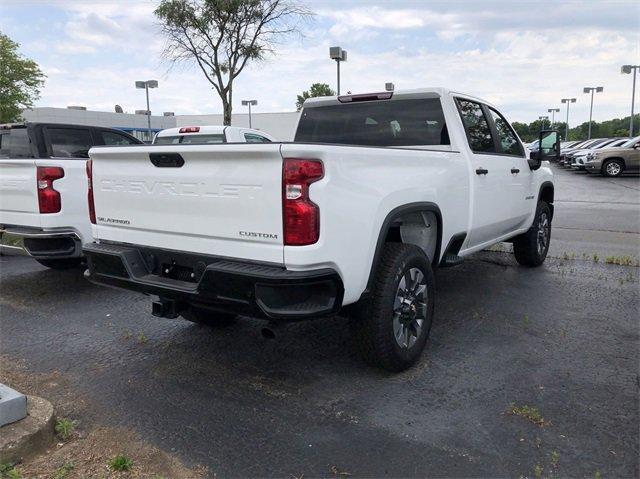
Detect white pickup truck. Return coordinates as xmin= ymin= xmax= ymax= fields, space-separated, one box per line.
xmin=84 ymin=88 xmax=557 ymax=371
xmin=153 ymin=125 xmax=276 ymax=144
xmin=0 ymin=122 xmax=142 ymax=269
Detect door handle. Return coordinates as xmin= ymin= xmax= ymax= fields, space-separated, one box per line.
xmin=511 ymin=168 xmax=520 ymax=174
xmin=475 ymin=168 xmax=488 ymax=175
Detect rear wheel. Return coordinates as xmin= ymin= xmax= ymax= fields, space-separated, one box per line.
xmin=35 ymin=258 xmax=83 ymax=270
xmin=351 ymin=243 xmax=435 ymax=372
xmin=513 ymin=201 xmax=551 ymax=267
xmin=180 ymin=306 xmax=238 ymax=328
xmin=602 ymin=159 xmax=624 ymax=177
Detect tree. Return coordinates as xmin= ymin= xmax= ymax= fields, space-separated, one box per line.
xmin=296 ymin=82 xmax=334 ymax=110
xmin=0 ymin=32 xmax=45 ymax=123
xmin=156 ymin=0 xmax=310 ymax=125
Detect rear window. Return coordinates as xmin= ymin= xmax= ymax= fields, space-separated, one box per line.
xmin=47 ymin=127 xmax=93 ymax=158
xmin=0 ymin=128 xmax=33 ymax=159
xmin=295 ymin=98 xmax=449 ymax=147
xmin=154 ymin=134 xmax=225 ymax=145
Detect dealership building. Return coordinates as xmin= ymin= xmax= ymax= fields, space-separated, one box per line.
xmin=21 ymin=106 xmax=300 ymax=142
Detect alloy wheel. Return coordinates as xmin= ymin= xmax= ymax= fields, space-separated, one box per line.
xmin=392 ymin=267 xmax=427 ymax=349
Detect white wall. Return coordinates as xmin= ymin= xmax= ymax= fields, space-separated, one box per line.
xmin=20 ymin=107 xmax=300 ymax=142
xmin=177 ymin=111 xmax=300 ymax=141
xmin=21 ymin=107 xmax=176 ymax=130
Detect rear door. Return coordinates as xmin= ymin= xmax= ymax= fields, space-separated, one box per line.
xmin=0 ymin=127 xmax=40 ymax=227
xmin=485 ymin=106 xmax=533 ymax=230
xmin=90 ymin=144 xmax=285 ymax=264
xmin=454 ymin=98 xmax=517 ymax=247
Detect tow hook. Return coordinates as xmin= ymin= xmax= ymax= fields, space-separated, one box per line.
xmin=261 ymin=321 xmax=285 ymax=339
xmin=152 ymin=298 xmax=180 ymax=319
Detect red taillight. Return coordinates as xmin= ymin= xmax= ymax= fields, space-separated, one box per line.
xmin=282 ymin=159 xmax=323 ymax=246
xmin=179 ymin=126 xmax=200 ymax=133
xmin=37 ymin=166 xmax=64 ymax=213
xmin=86 ymin=160 xmax=96 ymax=224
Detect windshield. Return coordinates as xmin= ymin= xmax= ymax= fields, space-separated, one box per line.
xmin=620 ymin=136 xmax=640 ymax=148
xmin=295 ymin=98 xmax=449 ymax=147
xmin=154 ymin=134 xmax=225 ymax=145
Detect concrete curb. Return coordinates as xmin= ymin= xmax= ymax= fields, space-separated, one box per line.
xmin=0 ymin=396 xmax=54 ymax=464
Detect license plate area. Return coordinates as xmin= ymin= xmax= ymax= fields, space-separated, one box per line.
xmin=160 ymin=261 xmax=198 ymax=283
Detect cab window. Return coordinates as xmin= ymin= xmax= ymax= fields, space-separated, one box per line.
xmin=101 ymin=130 xmax=140 ymax=145
xmin=244 ymin=133 xmax=271 ymax=143
xmin=488 ymin=108 xmax=524 ymax=156
xmin=0 ymin=128 xmax=32 ymax=159
xmin=47 ymin=127 xmax=93 ymax=158
xmin=455 ymin=99 xmax=495 ymax=153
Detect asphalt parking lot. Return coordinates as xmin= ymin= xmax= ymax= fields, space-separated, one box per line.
xmin=1 ymin=166 xmax=638 ymax=478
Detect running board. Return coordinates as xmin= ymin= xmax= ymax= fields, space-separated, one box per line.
xmin=439 ymin=233 xmax=467 ymax=268
xmin=441 ymin=254 xmax=464 ymax=267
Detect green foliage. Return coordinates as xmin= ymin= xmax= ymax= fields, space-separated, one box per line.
xmin=506 ymin=403 xmax=550 ymax=426
xmin=54 ymin=418 xmax=75 ymax=440
xmin=0 ymin=31 xmax=46 ymax=123
xmin=108 ymin=455 xmax=133 ymax=472
xmin=296 ymin=82 xmax=335 ymax=110
xmin=0 ymin=463 xmax=21 ymax=479
xmin=53 ymin=462 xmax=74 ymax=479
xmin=155 ymin=0 xmax=310 ymax=125
xmin=514 ymin=114 xmax=639 ymax=142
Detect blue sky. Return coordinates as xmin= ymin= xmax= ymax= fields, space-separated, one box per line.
xmin=1 ymin=0 xmax=639 ymax=124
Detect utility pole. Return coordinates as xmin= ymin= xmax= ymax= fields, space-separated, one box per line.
xmin=583 ymin=86 xmax=603 ymax=139
xmin=560 ymin=98 xmax=576 ymax=141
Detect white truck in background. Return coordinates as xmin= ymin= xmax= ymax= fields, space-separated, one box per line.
xmin=153 ymin=125 xmax=276 ymax=144
xmin=84 ymin=88 xmax=557 ymax=371
xmin=0 ymin=123 xmax=142 ymax=269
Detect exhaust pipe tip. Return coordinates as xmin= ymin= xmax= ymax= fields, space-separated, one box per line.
xmin=261 ymin=327 xmax=276 ymax=339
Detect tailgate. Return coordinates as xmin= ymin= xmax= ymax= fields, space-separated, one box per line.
xmin=90 ymin=144 xmax=284 ymax=264
xmin=0 ymin=160 xmax=40 ymax=228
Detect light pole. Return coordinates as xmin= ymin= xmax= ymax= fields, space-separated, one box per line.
xmin=241 ymin=100 xmax=258 ymax=128
xmin=547 ymin=108 xmax=560 ymax=128
xmin=560 ymin=98 xmax=576 ymax=141
xmin=583 ymin=86 xmax=603 ymax=139
xmin=135 ymin=80 xmax=158 ymax=140
xmin=621 ymin=65 xmax=640 ymax=137
xmin=539 ymin=115 xmax=549 ymax=130
xmin=329 ymin=46 xmax=347 ymax=95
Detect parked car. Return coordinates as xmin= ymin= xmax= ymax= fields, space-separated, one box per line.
xmin=0 ymin=122 xmax=142 ymax=269
xmin=83 ymin=88 xmax=557 ymax=371
xmin=570 ymin=138 xmax=628 ymax=170
xmin=560 ymin=138 xmax=611 ymax=167
xmin=153 ymin=125 xmax=275 ymax=144
xmin=584 ymin=136 xmax=640 ymax=176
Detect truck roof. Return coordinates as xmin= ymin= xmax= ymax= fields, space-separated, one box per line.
xmin=303 ymin=87 xmax=491 ymax=109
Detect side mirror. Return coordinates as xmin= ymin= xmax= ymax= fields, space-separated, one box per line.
xmin=529 ymin=130 xmax=560 ymax=170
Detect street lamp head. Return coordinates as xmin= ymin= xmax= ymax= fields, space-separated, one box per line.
xmin=596 ymin=86 xmax=603 ymax=92
xmin=135 ymin=80 xmax=158 ymax=88
xmin=385 ymin=82 xmax=395 ymax=91
xmin=241 ymin=100 xmax=258 ymax=106
xmin=621 ymin=65 xmax=633 ymax=74
xmin=329 ymin=46 xmax=342 ymax=60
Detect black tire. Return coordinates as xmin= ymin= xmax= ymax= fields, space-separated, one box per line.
xmin=35 ymin=258 xmax=83 ymax=270
xmin=602 ymin=159 xmax=624 ymax=177
xmin=180 ymin=306 xmax=238 ymax=328
xmin=513 ymin=201 xmax=551 ymax=267
xmin=350 ymin=243 xmax=435 ymax=372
